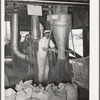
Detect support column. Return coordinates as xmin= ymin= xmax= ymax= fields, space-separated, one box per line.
xmin=83 ymin=27 xmax=89 ymax=57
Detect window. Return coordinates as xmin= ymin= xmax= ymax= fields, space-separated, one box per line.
xmin=5 ymin=21 xmax=11 ymax=45
xmin=69 ymin=29 xmax=83 ymax=57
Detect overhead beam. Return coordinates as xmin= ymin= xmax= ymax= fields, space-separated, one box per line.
xmin=5 ymin=0 xmax=89 ymax=6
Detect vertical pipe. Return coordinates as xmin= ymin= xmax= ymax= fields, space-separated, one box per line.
xmin=11 ymin=11 xmax=29 ymax=60
xmin=49 ymin=5 xmax=52 ymax=14
xmin=40 ymin=23 xmax=44 ymax=38
xmin=31 ymin=15 xmax=40 ymax=40
xmin=53 ymin=5 xmax=68 ymax=14
xmin=30 ymin=15 xmax=39 ymax=82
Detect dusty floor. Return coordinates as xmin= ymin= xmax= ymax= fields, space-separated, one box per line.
xmin=5 ymin=58 xmax=71 ymax=85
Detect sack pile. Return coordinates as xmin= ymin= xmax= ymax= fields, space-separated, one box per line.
xmin=5 ymin=80 xmax=78 ymax=100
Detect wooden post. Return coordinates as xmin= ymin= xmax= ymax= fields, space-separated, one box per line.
xmin=83 ymin=27 xmax=89 ymax=57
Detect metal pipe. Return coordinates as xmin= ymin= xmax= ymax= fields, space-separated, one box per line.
xmin=11 ymin=11 xmax=29 ymax=60
xmin=40 ymin=23 xmax=44 ymax=38
xmin=5 ymin=0 xmax=89 ymax=6
xmin=50 ymin=13 xmax=72 ymax=60
xmin=31 ymin=15 xmax=40 ymax=40
xmin=53 ymin=5 xmax=68 ymax=14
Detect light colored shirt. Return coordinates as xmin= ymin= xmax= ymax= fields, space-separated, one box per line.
xmin=38 ymin=37 xmax=55 ymax=57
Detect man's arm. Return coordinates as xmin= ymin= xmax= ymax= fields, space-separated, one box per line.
xmin=42 ymin=47 xmax=57 ymax=53
xmin=42 ymin=39 xmax=58 ymax=52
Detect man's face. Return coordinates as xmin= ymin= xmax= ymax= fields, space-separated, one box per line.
xmin=45 ymin=32 xmax=50 ymax=38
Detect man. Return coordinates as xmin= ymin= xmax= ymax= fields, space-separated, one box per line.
xmin=37 ymin=30 xmax=56 ymax=82
xmin=23 ymin=34 xmax=34 ymax=75
xmin=23 ymin=33 xmax=38 ymax=82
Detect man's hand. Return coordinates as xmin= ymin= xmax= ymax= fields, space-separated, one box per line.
xmin=42 ymin=47 xmax=58 ymax=53
xmin=42 ymin=47 xmax=48 ymax=51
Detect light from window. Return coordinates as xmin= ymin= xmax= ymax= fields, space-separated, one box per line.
xmin=69 ymin=29 xmax=83 ymax=57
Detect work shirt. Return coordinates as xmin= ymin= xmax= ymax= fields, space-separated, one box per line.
xmin=38 ymin=36 xmax=55 ymax=57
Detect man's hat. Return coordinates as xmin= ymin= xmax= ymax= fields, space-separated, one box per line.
xmin=44 ymin=30 xmax=51 ymax=34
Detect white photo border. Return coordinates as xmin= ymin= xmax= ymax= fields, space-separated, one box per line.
xmin=1 ymin=0 xmax=99 ymax=100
